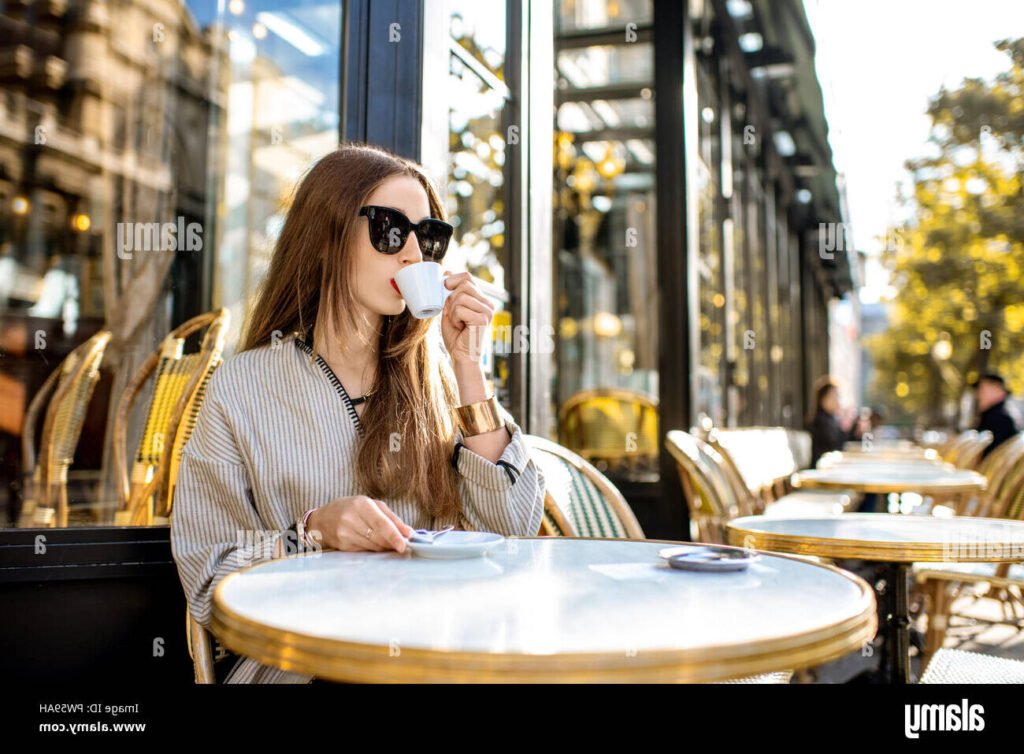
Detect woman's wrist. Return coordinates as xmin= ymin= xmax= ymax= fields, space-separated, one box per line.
xmin=452 ymin=361 xmax=488 ymax=405
xmin=301 ymin=507 xmax=320 ymax=549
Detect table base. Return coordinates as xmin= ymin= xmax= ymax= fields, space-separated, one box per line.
xmin=877 ymin=562 xmax=912 ymax=684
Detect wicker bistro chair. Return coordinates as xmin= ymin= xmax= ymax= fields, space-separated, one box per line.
xmin=665 ymin=430 xmax=741 ymax=544
xmin=913 ymin=448 xmax=1024 ymax=666
xmin=712 ymin=427 xmax=856 ymax=513
xmin=919 ymin=648 xmax=1024 ymax=684
xmin=936 ymin=430 xmax=970 ymax=460
xmin=954 ymin=431 xmax=994 ymax=471
xmin=944 ymin=432 xmax=1024 ymax=518
xmin=108 ymin=309 xmax=229 ymax=683
xmin=557 ymin=388 xmax=659 ymax=478
xmin=667 ymin=430 xmax=854 ymax=545
xmin=941 ymin=430 xmax=991 ymax=469
xmin=524 ymin=435 xmax=644 ymax=539
xmin=19 ymin=330 xmax=112 ymax=528
xmin=707 ymin=426 xmax=857 ymax=509
xmin=113 ymin=309 xmax=229 ymax=527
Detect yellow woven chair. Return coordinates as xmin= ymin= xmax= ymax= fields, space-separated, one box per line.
xmin=914 ymin=434 xmax=1024 ymax=664
xmin=665 ymin=430 xmax=745 ymax=544
xmin=706 ymin=427 xmax=855 ymax=516
xmin=557 ymin=388 xmax=659 ymax=478
xmin=957 ymin=431 xmax=994 ymax=470
xmin=19 ymin=330 xmax=112 ymax=528
xmin=663 ymin=430 xmax=793 ymax=684
xmin=941 ymin=430 xmax=990 ymax=468
xmin=109 ymin=309 xmax=230 ymax=683
xmin=112 ymin=309 xmax=229 ymax=528
xmin=937 ymin=430 xmax=970 ymax=459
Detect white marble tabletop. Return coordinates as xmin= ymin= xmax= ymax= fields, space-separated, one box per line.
xmin=727 ymin=514 xmax=1024 ymax=562
xmin=841 ymin=440 xmax=923 ymax=452
xmin=817 ymin=453 xmax=944 ymax=469
xmin=211 ymin=537 xmax=877 ymax=682
xmin=794 ymin=466 xmax=986 ymax=494
xmin=834 ymin=447 xmax=933 ymax=456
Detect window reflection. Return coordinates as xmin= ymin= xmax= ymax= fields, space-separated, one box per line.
xmin=557 ymin=0 xmax=652 ymax=30
xmin=695 ymin=39 xmax=725 ymax=427
xmin=189 ymin=0 xmax=342 ymax=349
xmin=0 ymin=0 xmax=340 ymax=527
xmin=554 ymin=0 xmax=658 ymax=483
xmin=445 ymin=0 xmax=511 ymax=404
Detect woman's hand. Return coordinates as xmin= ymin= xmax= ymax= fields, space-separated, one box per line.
xmin=440 ymin=271 xmax=495 ymax=367
xmin=838 ymin=406 xmax=857 ymax=432
xmin=305 ymin=496 xmax=413 ymax=553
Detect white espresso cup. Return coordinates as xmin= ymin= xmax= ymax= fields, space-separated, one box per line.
xmin=394 ymin=261 xmax=451 ymax=319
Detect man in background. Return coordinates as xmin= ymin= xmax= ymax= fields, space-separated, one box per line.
xmin=972 ymin=372 xmax=1021 ymax=459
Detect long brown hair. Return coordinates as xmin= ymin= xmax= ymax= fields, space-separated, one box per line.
xmin=241 ymin=142 xmax=462 ymax=522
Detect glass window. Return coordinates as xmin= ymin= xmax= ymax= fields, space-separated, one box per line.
xmin=557 ymin=0 xmax=653 ymax=30
xmin=695 ymin=50 xmax=725 ymax=427
xmin=188 ymin=0 xmax=343 ymax=349
xmin=729 ymin=122 xmax=752 ymax=425
xmin=445 ymin=0 xmax=512 ymax=405
xmin=747 ymin=171 xmax=767 ymax=422
xmin=553 ymin=0 xmax=658 ymax=483
xmin=0 ymin=0 xmax=341 ymax=527
xmin=556 ymin=43 xmax=654 ymax=88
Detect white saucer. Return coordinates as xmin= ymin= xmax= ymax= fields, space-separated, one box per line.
xmin=406 ymin=531 xmax=505 ymax=559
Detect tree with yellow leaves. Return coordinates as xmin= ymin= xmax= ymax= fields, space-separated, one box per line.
xmin=867 ymin=38 xmax=1024 ymax=427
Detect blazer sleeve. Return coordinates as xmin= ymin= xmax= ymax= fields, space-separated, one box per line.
xmin=170 ymin=368 xmax=295 ymax=629
xmin=450 ymin=411 xmax=546 ymax=537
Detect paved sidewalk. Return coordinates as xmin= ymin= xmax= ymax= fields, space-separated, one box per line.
xmin=799 ymin=559 xmax=1023 ymax=683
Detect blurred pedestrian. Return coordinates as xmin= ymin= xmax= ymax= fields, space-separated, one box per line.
xmin=971 ymin=372 xmax=1021 ymax=459
xmin=806 ymin=376 xmax=869 ymax=468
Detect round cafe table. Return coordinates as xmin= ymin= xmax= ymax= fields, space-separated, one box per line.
xmin=210 ymin=537 xmax=877 ymax=683
xmin=726 ymin=514 xmax=1024 ymax=683
xmin=820 ymin=450 xmax=941 ymax=466
xmin=842 ymin=439 xmax=923 ymax=453
xmin=794 ymin=466 xmax=985 ymax=497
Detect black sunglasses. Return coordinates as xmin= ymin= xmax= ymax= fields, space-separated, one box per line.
xmin=358 ymin=205 xmax=454 ymax=262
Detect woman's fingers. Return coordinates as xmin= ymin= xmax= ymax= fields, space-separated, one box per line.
xmin=447 ymin=281 xmax=493 ymax=311
xmin=446 ymin=295 xmax=492 ymax=330
xmin=355 ymin=498 xmax=409 ymax=552
xmin=373 ymin=499 xmax=413 ymax=538
xmin=447 ymin=289 xmax=493 ymax=315
xmin=443 ymin=271 xmax=472 ymax=288
xmin=449 ymin=306 xmax=491 ymax=333
xmin=443 ymin=273 xmax=494 ymax=312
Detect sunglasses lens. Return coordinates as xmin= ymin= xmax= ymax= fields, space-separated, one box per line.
xmin=417 ymin=220 xmax=453 ymax=261
xmin=363 ymin=207 xmax=452 ymax=260
xmin=366 ymin=208 xmax=408 ymax=254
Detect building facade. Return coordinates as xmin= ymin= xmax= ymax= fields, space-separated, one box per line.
xmin=0 ymin=0 xmax=856 ymax=538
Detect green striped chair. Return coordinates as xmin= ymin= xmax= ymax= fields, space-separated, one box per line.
xmin=525 ymin=435 xmax=644 ymax=539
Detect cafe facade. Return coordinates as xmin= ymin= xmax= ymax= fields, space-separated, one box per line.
xmin=0 ymin=0 xmax=855 ymax=682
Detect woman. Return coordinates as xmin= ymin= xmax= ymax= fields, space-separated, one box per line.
xmin=806 ymin=376 xmax=867 ymax=468
xmin=170 ymin=142 xmax=546 ymax=684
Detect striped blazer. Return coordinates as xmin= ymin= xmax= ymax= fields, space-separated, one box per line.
xmin=170 ymin=332 xmax=546 ymax=683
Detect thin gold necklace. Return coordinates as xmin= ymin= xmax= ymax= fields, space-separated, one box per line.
xmin=338 ymin=350 xmax=377 ymax=405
